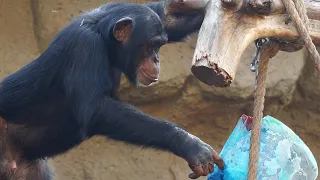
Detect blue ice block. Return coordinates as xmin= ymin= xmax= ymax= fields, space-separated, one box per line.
xmin=208 ymin=115 xmax=318 ymax=180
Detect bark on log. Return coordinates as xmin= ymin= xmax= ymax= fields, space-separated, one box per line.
xmin=165 ymin=0 xmax=320 ymax=87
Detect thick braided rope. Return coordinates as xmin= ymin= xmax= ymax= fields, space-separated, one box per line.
xmin=293 ymin=0 xmax=309 ymax=26
xmin=248 ymin=0 xmax=320 ymax=179
xmin=282 ymin=0 xmax=320 ymax=72
xmin=247 ymin=41 xmax=277 ymax=180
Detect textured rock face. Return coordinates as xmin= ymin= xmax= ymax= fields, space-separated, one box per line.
xmin=0 ymin=0 xmax=319 ymax=180
xmin=0 ymin=0 xmax=40 ymax=77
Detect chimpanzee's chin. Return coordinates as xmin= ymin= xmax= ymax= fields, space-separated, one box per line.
xmin=135 ymin=80 xmax=155 ymax=88
xmin=136 ymin=81 xmax=149 ymax=88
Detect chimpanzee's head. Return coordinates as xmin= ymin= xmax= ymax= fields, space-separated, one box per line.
xmin=111 ymin=6 xmax=168 ymax=87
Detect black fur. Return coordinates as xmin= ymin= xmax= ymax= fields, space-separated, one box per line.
xmin=0 ymin=1 xmax=208 ymax=176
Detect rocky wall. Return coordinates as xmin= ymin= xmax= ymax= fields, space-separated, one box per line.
xmin=0 ymin=0 xmax=319 ymax=179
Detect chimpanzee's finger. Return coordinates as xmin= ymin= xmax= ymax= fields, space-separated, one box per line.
xmin=202 ymin=164 xmax=209 ymax=176
xmin=208 ymin=162 xmax=214 ymax=173
xmin=188 ymin=164 xmax=203 ymax=179
xmin=189 ymin=172 xmax=201 ymax=179
xmin=212 ymin=151 xmax=224 ymax=170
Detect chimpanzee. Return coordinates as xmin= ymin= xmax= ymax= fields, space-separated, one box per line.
xmin=0 ymin=1 xmax=224 ymax=180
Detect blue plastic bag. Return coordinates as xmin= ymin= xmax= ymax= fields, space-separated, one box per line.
xmin=208 ymin=115 xmax=318 ymax=180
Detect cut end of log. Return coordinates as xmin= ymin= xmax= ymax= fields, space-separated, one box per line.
xmin=191 ymin=64 xmax=233 ymax=87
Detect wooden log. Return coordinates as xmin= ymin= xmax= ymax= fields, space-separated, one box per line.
xmin=163 ymin=0 xmax=209 ymax=14
xmin=193 ymin=0 xmax=320 ymax=87
xmin=165 ymin=0 xmax=320 ymax=87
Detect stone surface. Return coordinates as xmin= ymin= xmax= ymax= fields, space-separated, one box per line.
xmin=0 ymin=0 xmax=40 ymax=77
xmin=0 ymin=0 xmax=319 ymax=180
xmin=295 ymin=47 xmax=320 ymax=109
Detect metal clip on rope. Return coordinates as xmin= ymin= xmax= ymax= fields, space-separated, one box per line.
xmin=250 ymin=38 xmax=269 ymax=73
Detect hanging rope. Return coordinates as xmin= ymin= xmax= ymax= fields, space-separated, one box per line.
xmin=247 ymin=0 xmax=320 ymax=179
xmin=281 ymin=0 xmax=320 ymax=71
xmin=247 ymin=39 xmax=279 ymax=180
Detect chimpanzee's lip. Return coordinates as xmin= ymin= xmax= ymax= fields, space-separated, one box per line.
xmin=140 ymin=69 xmax=159 ymax=82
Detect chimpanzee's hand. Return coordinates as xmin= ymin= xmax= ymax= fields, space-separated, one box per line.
xmin=183 ymin=135 xmax=224 ymax=179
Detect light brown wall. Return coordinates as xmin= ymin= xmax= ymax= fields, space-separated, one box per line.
xmin=0 ymin=1 xmax=319 ymax=179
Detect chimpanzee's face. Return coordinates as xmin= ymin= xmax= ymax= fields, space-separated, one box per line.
xmin=134 ymin=35 xmax=167 ymax=87
xmin=112 ymin=15 xmax=168 ymax=87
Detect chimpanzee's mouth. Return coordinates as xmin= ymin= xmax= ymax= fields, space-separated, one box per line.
xmin=140 ymin=69 xmax=159 ymax=82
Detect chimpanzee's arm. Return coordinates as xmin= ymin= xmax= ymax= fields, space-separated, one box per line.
xmin=89 ymin=97 xmax=194 ymax=159
xmin=87 ymin=97 xmax=225 ymax=178
xmin=66 ymin=68 xmax=197 ymax=159
xmin=145 ymin=1 xmax=205 ymax=42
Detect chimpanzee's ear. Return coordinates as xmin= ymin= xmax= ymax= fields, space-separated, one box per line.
xmin=113 ymin=17 xmax=133 ymax=42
